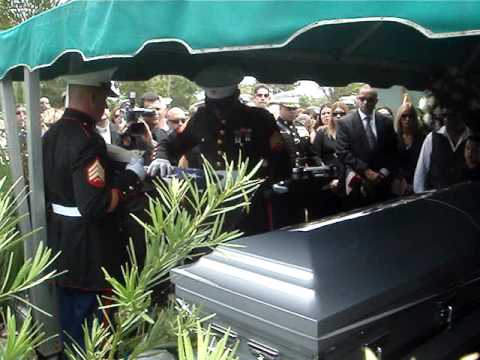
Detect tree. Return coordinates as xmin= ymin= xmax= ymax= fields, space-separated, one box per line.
xmin=0 ymin=0 xmax=61 ymax=29
xmin=0 ymin=80 xmax=66 ymax=109
xmin=39 ymin=78 xmax=66 ymax=107
xmin=119 ymin=76 xmax=200 ymax=110
xmin=159 ymin=75 xmax=200 ymax=109
xmin=239 ymin=83 xmax=254 ymax=97
xmin=0 ymin=13 xmax=10 ymax=29
xmin=299 ymin=96 xmax=324 ymax=108
xmin=0 ymin=0 xmax=65 ymax=108
xmin=269 ymin=83 xmax=296 ymax=95
xmin=320 ymin=83 xmax=364 ymax=103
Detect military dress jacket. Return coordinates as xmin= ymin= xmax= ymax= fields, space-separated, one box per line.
xmin=276 ymin=117 xmax=318 ymax=168
xmin=43 ymin=109 xmax=140 ymax=290
xmin=158 ymin=102 xmax=290 ymax=181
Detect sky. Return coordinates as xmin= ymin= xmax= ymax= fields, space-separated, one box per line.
xmin=242 ymin=77 xmax=328 ymax=98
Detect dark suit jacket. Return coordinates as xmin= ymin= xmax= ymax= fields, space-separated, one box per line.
xmin=336 ymin=110 xmax=398 ymax=177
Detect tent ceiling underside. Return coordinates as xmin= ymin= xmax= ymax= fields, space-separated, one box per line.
xmin=1 ymin=1 xmax=480 ymax=89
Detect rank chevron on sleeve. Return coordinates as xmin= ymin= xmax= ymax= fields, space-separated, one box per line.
xmin=86 ymin=158 xmax=105 ymax=188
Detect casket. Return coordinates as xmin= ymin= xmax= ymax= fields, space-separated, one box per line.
xmin=171 ymin=182 xmax=480 ymax=359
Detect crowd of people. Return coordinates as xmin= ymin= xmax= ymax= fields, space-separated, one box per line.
xmin=8 ymin=72 xmax=480 ymax=216
xmin=4 ymin=65 xmax=478 ymax=354
xmin=250 ymin=82 xmax=479 ymax=209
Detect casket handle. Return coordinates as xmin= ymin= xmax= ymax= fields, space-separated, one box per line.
xmin=247 ymin=339 xmax=279 ymax=360
xmin=210 ymin=323 xmax=238 ymax=343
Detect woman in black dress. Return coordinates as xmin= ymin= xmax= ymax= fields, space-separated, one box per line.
xmin=313 ymin=101 xmax=348 ymax=166
xmin=394 ymin=103 xmax=426 ymax=191
xmin=312 ymin=101 xmax=348 ymax=192
xmin=319 ymin=103 xmax=332 ymax=127
xmin=310 ymin=101 xmax=349 ymax=215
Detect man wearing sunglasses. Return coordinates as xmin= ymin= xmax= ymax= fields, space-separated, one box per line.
xmin=336 ymin=84 xmax=398 ymax=206
xmin=166 ymin=107 xmax=187 ymax=132
xmin=253 ymin=83 xmax=271 ymax=109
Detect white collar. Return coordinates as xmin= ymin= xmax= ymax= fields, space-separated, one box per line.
xmin=358 ymin=109 xmax=375 ymax=120
xmin=436 ymin=125 xmax=471 ymax=151
xmin=96 ymin=124 xmax=110 ymax=134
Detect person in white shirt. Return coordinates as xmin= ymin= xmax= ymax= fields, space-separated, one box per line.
xmin=413 ymin=114 xmax=471 ymax=193
xmin=95 ymin=108 xmax=113 ymax=144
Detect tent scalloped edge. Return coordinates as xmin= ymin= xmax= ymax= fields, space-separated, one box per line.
xmin=2 ymin=16 xmax=480 ymax=81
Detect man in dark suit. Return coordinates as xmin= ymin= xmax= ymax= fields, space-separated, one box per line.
xmin=336 ymin=85 xmax=398 ymax=206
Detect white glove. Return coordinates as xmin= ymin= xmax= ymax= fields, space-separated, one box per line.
xmin=126 ymin=157 xmax=146 ymax=181
xmin=147 ymin=158 xmax=173 ymax=177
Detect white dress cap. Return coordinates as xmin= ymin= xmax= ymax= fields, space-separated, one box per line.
xmin=63 ymin=68 xmax=119 ymax=97
xmin=272 ymin=95 xmax=301 ymax=108
xmin=195 ymin=65 xmax=244 ymax=99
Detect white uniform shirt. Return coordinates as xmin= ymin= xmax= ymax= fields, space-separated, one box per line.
xmin=413 ymin=125 xmax=471 ymax=193
xmin=358 ymin=109 xmax=390 ymax=177
xmin=358 ymin=109 xmax=377 ymax=138
xmin=96 ymin=123 xmax=112 ymax=144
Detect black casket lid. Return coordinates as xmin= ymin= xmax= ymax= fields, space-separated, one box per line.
xmin=172 ymin=182 xmax=480 ymax=342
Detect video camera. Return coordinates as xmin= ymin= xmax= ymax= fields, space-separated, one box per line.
xmin=272 ymin=164 xmax=338 ymax=194
xmin=118 ymin=92 xmax=156 ymax=162
xmin=120 ymin=91 xmax=155 ymax=125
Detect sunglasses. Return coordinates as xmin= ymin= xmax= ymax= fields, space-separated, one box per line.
xmin=333 ymin=112 xmax=346 ymax=117
xmin=358 ymin=96 xmax=377 ymax=103
xmin=255 ymin=93 xmax=269 ymax=98
xmin=401 ymin=113 xmax=414 ymax=118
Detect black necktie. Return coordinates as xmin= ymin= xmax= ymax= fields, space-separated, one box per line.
xmin=364 ymin=116 xmax=377 ymax=150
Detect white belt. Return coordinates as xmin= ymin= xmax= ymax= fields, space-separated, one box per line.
xmin=51 ymin=204 xmax=82 ymax=217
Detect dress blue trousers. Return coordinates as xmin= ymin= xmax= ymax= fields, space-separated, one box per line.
xmin=57 ymin=286 xmax=101 ymax=350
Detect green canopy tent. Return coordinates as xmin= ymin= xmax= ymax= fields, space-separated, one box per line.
xmin=1 ymin=1 xmax=480 ymax=357
xmin=1 ymin=0 xmax=480 ymax=88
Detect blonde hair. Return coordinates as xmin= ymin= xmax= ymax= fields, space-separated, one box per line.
xmin=394 ymin=103 xmax=420 ymax=136
xmin=331 ymin=101 xmax=349 ymax=114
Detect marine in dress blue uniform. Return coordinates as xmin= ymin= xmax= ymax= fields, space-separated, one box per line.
xmin=153 ymin=65 xmax=291 ymax=234
xmin=43 ymin=69 xmax=145 ymax=349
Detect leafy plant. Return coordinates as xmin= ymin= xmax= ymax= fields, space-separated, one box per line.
xmin=0 ymin=177 xmax=60 ymax=311
xmin=66 ymin=157 xmax=263 ymax=359
xmin=0 ymin=306 xmax=50 ymax=360
xmin=0 ymin=175 xmax=60 ymax=359
xmin=177 ymin=322 xmax=239 ymax=360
